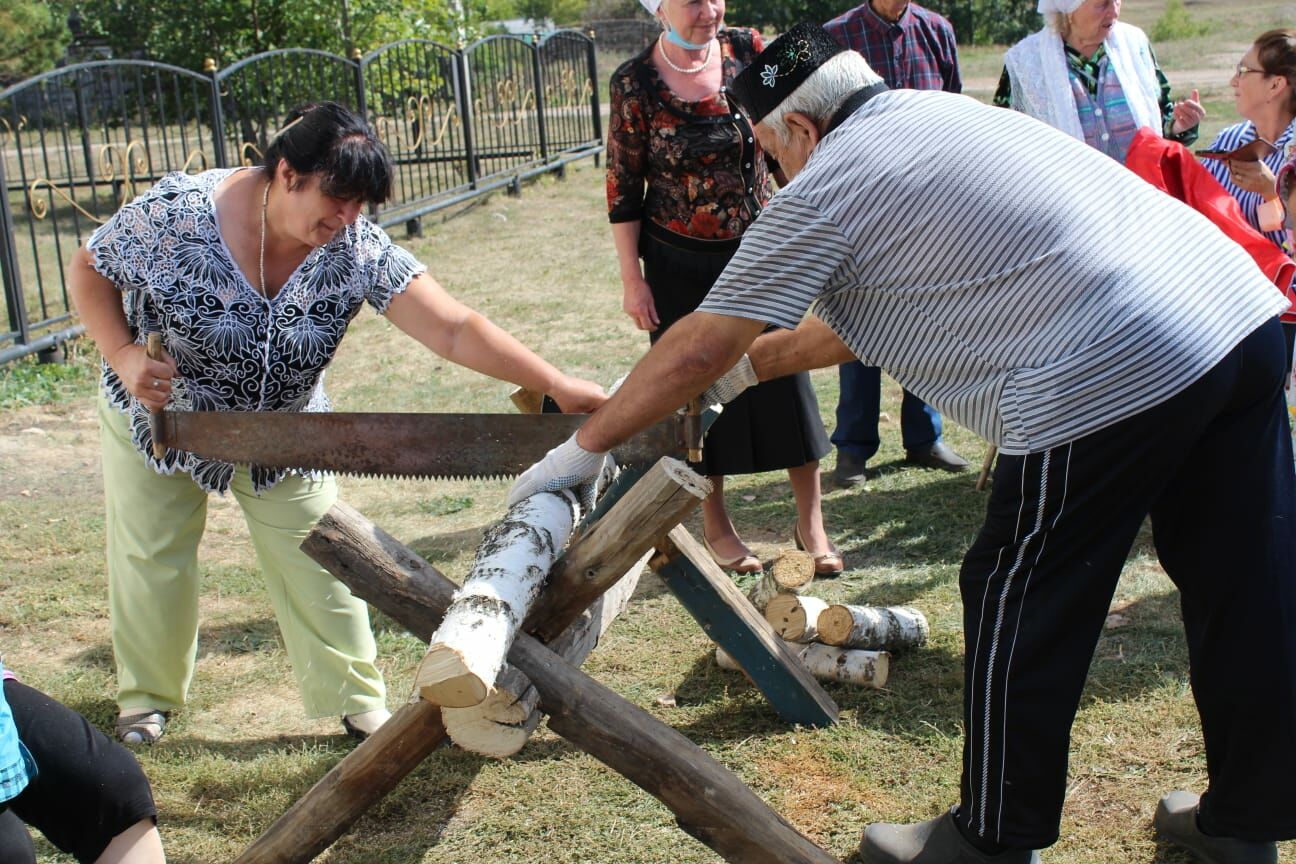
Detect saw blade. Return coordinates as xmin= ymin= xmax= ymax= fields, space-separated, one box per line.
xmin=153 ymin=411 xmax=687 ymax=480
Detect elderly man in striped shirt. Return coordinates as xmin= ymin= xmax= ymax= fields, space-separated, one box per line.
xmin=511 ymin=23 xmax=1296 ymax=864
xmin=822 ymin=0 xmax=970 ymax=484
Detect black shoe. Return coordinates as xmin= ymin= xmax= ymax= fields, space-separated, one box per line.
xmin=833 ymin=450 xmax=869 ymax=487
xmin=1154 ymin=791 xmax=1277 ymax=864
xmin=859 ymin=809 xmax=1040 ymax=863
xmin=905 ymin=442 xmax=970 ymax=472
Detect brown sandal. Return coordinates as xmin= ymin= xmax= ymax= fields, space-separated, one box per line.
xmin=794 ymin=524 xmax=844 ymax=578
xmin=703 ymin=534 xmax=763 ymax=575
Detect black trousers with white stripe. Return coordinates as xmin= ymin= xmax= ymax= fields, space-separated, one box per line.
xmin=956 ymin=317 xmax=1296 ymax=849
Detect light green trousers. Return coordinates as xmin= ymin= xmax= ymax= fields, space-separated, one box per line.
xmin=98 ymin=397 xmax=386 ymax=719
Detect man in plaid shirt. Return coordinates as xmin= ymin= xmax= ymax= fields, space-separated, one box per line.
xmin=822 ymin=0 xmax=968 ymax=485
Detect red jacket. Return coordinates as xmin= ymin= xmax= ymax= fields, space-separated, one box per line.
xmin=1125 ymin=127 xmax=1296 ymax=322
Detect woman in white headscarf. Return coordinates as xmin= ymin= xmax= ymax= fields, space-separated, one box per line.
xmin=994 ymin=0 xmax=1204 ymax=162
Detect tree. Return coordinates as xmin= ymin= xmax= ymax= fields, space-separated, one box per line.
xmin=726 ymin=0 xmax=1039 ymax=46
xmin=61 ymin=0 xmax=463 ymax=70
xmin=0 ymin=0 xmax=70 ymax=83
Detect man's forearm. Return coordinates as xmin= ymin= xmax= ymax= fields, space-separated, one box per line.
xmin=575 ymin=311 xmax=764 ymax=452
xmin=748 ymin=315 xmax=855 ymax=381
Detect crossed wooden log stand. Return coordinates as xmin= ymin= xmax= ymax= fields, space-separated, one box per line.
xmin=234 ymin=446 xmax=850 ymax=863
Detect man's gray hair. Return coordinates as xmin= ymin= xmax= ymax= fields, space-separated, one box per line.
xmin=761 ymin=50 xmax=883 ymax=146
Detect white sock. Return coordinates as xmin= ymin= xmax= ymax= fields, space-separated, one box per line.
xmin=343 ymin=707 xmax=391 ymax=735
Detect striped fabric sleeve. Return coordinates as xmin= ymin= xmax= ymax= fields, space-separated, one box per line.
xmin=698 ymin=193 xmax=854 ymax=330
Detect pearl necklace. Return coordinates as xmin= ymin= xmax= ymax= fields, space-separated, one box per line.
xmin=656 ymin=33 xmax=714 ymax=75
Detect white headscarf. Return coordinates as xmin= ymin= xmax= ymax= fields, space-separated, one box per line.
xmin=639 ymin=0 xmax=661 ymax=13
xmin=1036 ymin=0 xmax=1084 ymax=12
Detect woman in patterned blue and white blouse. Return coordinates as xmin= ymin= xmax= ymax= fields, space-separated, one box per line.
xmin=67 ymin=102 xmax=606 ymax=747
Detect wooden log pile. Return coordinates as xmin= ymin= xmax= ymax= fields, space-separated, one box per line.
xmin=718 ymin=596 xmax=930 ymax=691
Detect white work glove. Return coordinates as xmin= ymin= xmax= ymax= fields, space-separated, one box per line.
xmin=699 ymin=354 xmax=758 ymax=407
xmin=507 ymin=432 xmax=611 ymax=508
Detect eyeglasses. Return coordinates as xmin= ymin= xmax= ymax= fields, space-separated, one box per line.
xmin=1234 ymin=62 xmax=1267 ymax=77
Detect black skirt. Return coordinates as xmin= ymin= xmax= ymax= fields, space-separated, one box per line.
xmin=640 ymin=221 xmax=830 ymax=476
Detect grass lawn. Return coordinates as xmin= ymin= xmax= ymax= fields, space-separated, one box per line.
xmin=2 ymin=0 xmax=1294 ymax=861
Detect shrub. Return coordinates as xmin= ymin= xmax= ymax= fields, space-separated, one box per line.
xmin=1150 ymin=0 xmax=1212 ymax=42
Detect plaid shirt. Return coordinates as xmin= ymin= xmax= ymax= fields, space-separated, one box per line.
xmin=824 ymin=2 xmax=961 ymax=93
xmin=0 ymin=666 xmax=32 ymax=804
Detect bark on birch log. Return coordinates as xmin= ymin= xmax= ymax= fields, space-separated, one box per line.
xmin=525 ymin=457 xmax=709 ymax=642
xmin=299 ymin=502 xmax=839 ymax=864
xmin=816 ymin=604 xmax=929 ymax=651
xmin=417 ymin=491 xmax=579 ymax=707
xmin=745 ymin=550 xmax=816 ymax=612
xmin=442 ymin=556 xmax=645 ymax=757
xmin=717 ymin=644 xmax=889 ymax=688
xmin=764 ymin=594 xmax=830 ymax=643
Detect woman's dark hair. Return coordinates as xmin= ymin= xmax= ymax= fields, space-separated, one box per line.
xmin=1255 ymin=29 xmax=1296 ymax=115
xmin=262 ymin=101 xmax=393 ymax=205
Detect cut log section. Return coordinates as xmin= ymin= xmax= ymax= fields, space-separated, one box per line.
xmin=717 ymin=644 xmax=889 ymax=689
xmin=417 ymin=491 xmax=579 ymax=707
xmin=442 ymin=555 xmax=645 ymax=757
xmin=745 ymin=550 xmax=816 ymax=613
xmin=293 ymin=501 xmax=839 ymax=864
xmin=817 ymin=603 xmax=929 ymax=651
xmin=764 ymin=594 xmax=829 ymax=643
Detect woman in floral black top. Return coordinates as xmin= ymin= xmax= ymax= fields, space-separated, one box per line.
xmin=68 ymin=103 xmax=605 ymax=746
xmin=606 ymin=0 xmax=838 ymax=577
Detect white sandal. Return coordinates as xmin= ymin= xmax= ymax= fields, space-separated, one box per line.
xmin=115 ymin=709 xmax=168 ymax=746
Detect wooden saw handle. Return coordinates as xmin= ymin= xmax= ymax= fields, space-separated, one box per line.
xmin=146 ymin=332 xmax=166 ymax=460
xmin=510 ymin=387 xmax=546 ymax=415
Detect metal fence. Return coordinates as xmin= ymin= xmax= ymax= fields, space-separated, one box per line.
xmin=0 ymin=31 xmax=601 ymax=364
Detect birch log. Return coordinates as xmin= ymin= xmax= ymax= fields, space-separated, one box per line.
xmin=817 ymin=604 xmax=929 ymax=651
xmin=763 ymin=593 xmax=830 ymax=643
xmin=417 ymin=491 xmax=579 ymax=707
xmin=717 ymin=644 xmax=889 ymax=688
xmin=299 ymin=502 xmax=840 ymax=864
xmin=745 ymin=550 xmax=816 ymax=612
xmin=525 ymin=457 xmax=709 ymax=642
xmin=442 ymin=555 xmax=645 ymax=756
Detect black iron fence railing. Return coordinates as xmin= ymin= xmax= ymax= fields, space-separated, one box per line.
xmin=0 ymin=31 xmax=601 ymax=364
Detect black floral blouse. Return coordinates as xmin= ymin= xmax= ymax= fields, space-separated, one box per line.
xmin=606 ymin=28 xmax=772 ymax=240
xmin=88 ymin=168 xmax=425 ymax=493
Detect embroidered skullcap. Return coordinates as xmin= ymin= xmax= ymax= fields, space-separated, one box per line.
xmin=728 ymin=23 xmax=846 ymax=123
xmin=638 ymin=0 xmax=661 ymax=13
xmin=1036 ymin=0 xmax=1085 ymax=13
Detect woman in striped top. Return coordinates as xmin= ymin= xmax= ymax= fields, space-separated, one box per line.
xmin=1203 ymin=29 xmax=1296 ymax=363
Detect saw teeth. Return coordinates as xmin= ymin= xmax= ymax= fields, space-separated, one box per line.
xmin=273 ymin=468 xmax=516 ymax=482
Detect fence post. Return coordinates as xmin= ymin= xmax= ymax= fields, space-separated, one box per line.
xmin=586 ymin=31 xmax=602 ymax=167
xmin=531 ymin=33 xmax=550 ymax=164
xmin=352 ymin=48 xmax=367 ymax=119
xmin=0 ymin=154 xmax=29 ymax=351
xmin=454 ymin=44 xmax=478 ymax=189
xmin=352 ymin=48 xmax=380 ymax=221
xmin=205 ymin=58 xmax=228 ymax=169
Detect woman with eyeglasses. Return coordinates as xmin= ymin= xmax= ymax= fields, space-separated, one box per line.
xmin=994 ymin=0 xmax=1204 ymax=163
xmin=1203 ymin=30 xmax=1296 ymax=364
